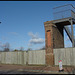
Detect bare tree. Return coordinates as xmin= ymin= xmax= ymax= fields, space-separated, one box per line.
xmin=19 ymin=47 xmax=24 ymax=51
xmin=40 ymin=46 xmax=45 ymax=50
xmin=27 ymin=48 xmax=32 ymax=51
xmin=13 ymin=49 xmax=18 ymax=51
xmin=2 ymin=42 xmax=10 ymax=52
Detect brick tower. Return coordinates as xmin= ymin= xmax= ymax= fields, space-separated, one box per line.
xmin=44 ymin=4 xmax=75 ymax=66
xmin=44 ymin=20 xmax=64 ymax=66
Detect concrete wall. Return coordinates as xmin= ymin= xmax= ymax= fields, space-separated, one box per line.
xmin=53 ymin=47 xmax=75 ymax=66
xmin=0 ymin=50 xmax=45 ymax=65
xmin=28 ymin=50 xmax=45 ymax=65
xmin=0 ymin=51 xmax=27 ymax=65
xmin=0 ymin=48 xmax=75 ymax=66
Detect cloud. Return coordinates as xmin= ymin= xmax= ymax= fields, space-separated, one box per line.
xmin=28 ymin=32 xmax=45 ymax=45
xmin=28 ymin=32 xmax=39 ymax=39
xmin=29 ymin=38 xmax=44 ymax=44
xmin=28 ymin=43 xmax=33 ymax=46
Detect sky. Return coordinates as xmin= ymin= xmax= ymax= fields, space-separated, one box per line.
xmin=0 ymin=1 xmax=75 ymax=51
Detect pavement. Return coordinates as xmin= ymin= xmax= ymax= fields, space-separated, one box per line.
xmin=0 ymin=64 xmax=75 ymax=74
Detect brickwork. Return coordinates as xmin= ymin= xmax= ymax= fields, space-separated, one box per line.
xmin=45 ymin=53 xmax=54 ymax=66
xmin=44 ymin=21 xmax=54 ymax=66
xmin=52 ymin=24 xmax=64 ymax=48
xmin=44 ymin=20 xmax=64 ymax=66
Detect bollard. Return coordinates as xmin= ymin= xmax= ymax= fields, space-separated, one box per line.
xmin=59 ymin=60 xmax=64 ymax=72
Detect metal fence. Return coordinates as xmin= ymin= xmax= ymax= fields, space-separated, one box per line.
xmin=53 ymin=4 xmax=75 ymax=20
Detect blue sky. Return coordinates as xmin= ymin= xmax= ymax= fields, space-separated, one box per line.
xmin=0 ymin=1 xmax=75 ymax=51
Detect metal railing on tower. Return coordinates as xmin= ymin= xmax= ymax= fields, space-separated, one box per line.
xmin=53 ymin=4 xmax=75 ymax=20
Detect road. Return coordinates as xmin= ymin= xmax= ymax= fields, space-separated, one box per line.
xmin=0 ymin=70 xmax=47 ymax=74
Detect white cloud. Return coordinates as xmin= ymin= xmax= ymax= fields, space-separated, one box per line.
xmin=28 ymin=32 xmax=39 ymax=39
xmin=28 ymin=32 xmax=45 ymax=45
xmin=28 ymin=43 xmax=33 ymax=46
xmin=29 ymin=38 xmax=44 ymax=44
